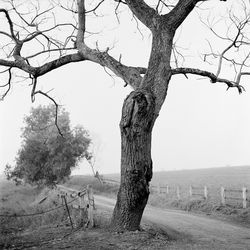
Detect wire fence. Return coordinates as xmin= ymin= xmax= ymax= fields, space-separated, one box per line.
xmin=0 ymin=185 xmax=95 ymax=228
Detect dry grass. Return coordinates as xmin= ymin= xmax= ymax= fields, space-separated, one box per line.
xmin=0 ymin=178 xmax=87 ymax=235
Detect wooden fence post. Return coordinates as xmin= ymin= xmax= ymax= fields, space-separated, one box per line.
xmin=87 ymin=185 xmax=94 ymax=227
xmin=62 ymin=195 xmax=74 ymax=229
xmin=157 ymin=183 xmax=161 ymax=194
xmin=79 ymin=192 xmax=85 ymax=224
xmin=221 ymin=187 xmax=226 ymax=205
xmin=204 ymin=186 xmax=208 ymax=200
xmin=176 ymin=186 xmax=180 ymax=200
xmin=242 ymin=187 xmax=247 ymax=209
xmin=189 ymin=185 xmax=193 ymax=197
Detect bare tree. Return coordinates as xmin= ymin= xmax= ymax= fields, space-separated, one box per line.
xmin=85 ymin=138 xmax=103 ymax=183
xmin=0 ymin=0 xmax=249 ymax=231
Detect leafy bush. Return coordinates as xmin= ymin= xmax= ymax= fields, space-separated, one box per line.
xmin=5 ymin=105 xmax=91 ymax=187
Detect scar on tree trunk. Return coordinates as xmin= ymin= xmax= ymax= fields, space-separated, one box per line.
xmin=111 ymin=89 xmax=156 ymax=231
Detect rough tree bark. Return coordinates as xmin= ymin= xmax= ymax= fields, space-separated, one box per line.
xmin=111 ymin=90 xmax=156 ymax=230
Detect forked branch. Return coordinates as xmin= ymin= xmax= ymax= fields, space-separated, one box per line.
xmin=124 ymin=0 xmax=157 ymax=29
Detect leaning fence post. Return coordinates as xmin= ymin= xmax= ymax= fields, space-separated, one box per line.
xmin=189 ymin=185 xmax=193 ymax=197
xmin=62 ymin=195 xmax=74 ymax=229
xmin=242 ymin=187 xmax=247 ymax=209
xmin=87 ymin=185 xmax=94 ymax=227
xmin=204 ymin=186 xmax=208 ymax=200
xmin=221 ymin=187 xmax=226 ymax=205
xmin=176 ymin=186 xmax=180 ymax=200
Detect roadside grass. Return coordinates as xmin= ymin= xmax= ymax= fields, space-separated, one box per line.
xmin=0 ymin=178 xmax=85 ymax=236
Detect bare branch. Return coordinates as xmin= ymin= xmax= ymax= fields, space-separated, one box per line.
xmin=0 ymin=30 xmax=13 ymax=40
xmin=0 ymin=8 xmax=18 ymax=42
xmin=0 ymin=59 xmax=36 ymax=75
xmin=33 ymin=89 xmax=63 ymax=137
xmin=31 ymin=6 xmax=55 ymax=25
xmin=164 ymin=0 xmax=202 ymax=31
xmin=76 ymin=0 xmax=86 ymax=45
xmin=0 ymin=67 xmax=12 ymax=100
xmin=31 ymin=76 xmax=37 ymax=102
xmin=124 ymin=0 xmax=158 ymax=29
xmin=172 ymin=67 xmax=245 ymax=94
xmin=35 ymin=53 xmax=85 ymax=76
xmin=25 ymin=47 xmax=76 ymax=60
xmin=77 ymin=44 xmax=145 ymax=89
xmin=85 ymin=0 xmax=105 ymax=14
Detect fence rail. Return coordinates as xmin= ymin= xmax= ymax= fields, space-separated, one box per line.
xmin=57 ymin=185 xmax=95 ymax=227
xmin=101 ymin=178 xmax=249 ymax=209
xmin=220 ymin=187 xmax=248 ymax=209
xmin=152 ymin=184 xmax=248 ymax=208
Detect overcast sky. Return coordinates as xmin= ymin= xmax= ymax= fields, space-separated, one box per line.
xmin=1 ymin=1 xmax=250 ymax=175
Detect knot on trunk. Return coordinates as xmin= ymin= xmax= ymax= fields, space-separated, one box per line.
xmin=120 ymin=90 xmax=156 ymax=136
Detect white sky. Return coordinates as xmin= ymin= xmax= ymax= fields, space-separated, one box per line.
xmin=0 ymin=1 xmax=250 ymax=175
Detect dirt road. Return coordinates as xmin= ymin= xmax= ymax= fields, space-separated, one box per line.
xmin=94 ymin=195 xmax=250 ymax=250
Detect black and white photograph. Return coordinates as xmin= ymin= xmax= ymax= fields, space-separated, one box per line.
xmin=0 ymin=0 xmax=250 ymax=249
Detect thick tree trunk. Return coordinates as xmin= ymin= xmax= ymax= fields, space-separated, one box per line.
xmin=111 ymin=89 xmax=156 ymax=231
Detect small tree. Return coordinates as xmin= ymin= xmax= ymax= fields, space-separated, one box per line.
xmin=5 ymin=105 xmax=91 ymax=187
